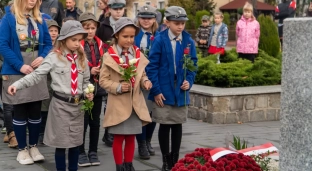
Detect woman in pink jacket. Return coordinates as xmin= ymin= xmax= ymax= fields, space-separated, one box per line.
xmin=236 ymin=2 xmax=260 ymax=63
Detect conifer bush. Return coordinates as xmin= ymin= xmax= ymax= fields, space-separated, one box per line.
xmin=195 ymin=49 xmax=281 ymax=87
xmin=258 ymin=14 xmax=280 ymax=57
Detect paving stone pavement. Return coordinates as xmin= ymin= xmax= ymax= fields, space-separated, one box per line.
xmin=0 ymin=116 xmax=280 ymax=171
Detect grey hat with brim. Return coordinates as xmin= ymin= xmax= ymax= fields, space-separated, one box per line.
xmin=111 ymin=17 xmax=140 ymax=37
xmin=165 ymin=6 xmax=189 ymax=21
xmin=46 ymin=19 xmax=61 ymax=29
xmin=58 ymin=20 xmax=88 ymax=40
xmin=79 ymin=12 xmax=100 ymax=27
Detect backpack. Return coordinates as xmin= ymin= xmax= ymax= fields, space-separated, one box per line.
xmin=275 ymin=1 xmax=296 ymax=19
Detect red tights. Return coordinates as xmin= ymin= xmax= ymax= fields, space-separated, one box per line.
xmin=113 ymin=134 xmax=135 ymax=164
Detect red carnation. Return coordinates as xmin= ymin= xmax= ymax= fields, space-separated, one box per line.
xmin=178 ymin=159 xmax=185 ymax=163
xmin=208 ymin=168 xmax=217 ymax=171
xmin=225 ymin=166 xmax=231 ymax=171
xmin=204 ymin=162 xmax=211 ymax=168
xmin=194 ymin=160 xmax=200 ymax=166
xmin=217 ymin=161 xmax=225 ymax=167
xmin=188 ymin=164 xmax=195 ymax=169
xmin=150 ymin=35 xmax=154 ymax=41
xmin=196 ymin=164 xmax=202 ymax=170
xmin=31 ymin=30 xmax=36 ymax=36
xmin=230 ymin=163 xmax=236 ymax=169
xmin=201 ymin=166 xmax=208 ymax=171
xmin=184 ymin=47 xmax=190 ymax=55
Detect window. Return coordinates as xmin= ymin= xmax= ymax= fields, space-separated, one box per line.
xmin=133 ymin=2 xmax=139 ymax=16
xmin=146 ymin=1 xmax=151 ymax=5
xmin=158 ymin=1 xmax=165 ymax=9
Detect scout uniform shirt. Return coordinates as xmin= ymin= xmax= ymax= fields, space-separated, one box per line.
xmin=12 ymin=51 xmax=90 ymax=96
xmin=168 ymin=29 xmax=182 ymax=74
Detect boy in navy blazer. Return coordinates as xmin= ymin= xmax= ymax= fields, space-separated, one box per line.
xmin=146 ymin=6 xmax=197 ymax=171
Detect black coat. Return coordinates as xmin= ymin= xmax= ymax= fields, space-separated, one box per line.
xmin=40 ymin=0 xmax=64 ymax=26
xmin=96 ymin=17 xmax=114 ymax=43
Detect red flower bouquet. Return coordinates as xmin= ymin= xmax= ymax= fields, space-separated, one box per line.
xmin=172 ymin=148 xmax=261 ymax=171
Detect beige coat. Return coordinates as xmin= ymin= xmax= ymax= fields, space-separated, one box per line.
xmin=99 ymin=45 xmax=152 ymax=128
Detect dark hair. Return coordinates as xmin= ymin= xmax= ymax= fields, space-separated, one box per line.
xmin=112 ymin=25 xmax=138 ymax=44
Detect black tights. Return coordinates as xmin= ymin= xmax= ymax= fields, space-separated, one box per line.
xmin=158 ymin=124 xmax=182 ymax=155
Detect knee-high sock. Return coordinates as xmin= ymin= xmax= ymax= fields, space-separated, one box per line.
xmin=55 ymin=148 xmax=66 ymax=171
xmin=124 ymin=135 xmax=135 ymax=163
xmin=113 ymin=135 xmax=125 ymax=164
xmin=13 ymin=119 xmax=27 ymax=149
xmin=28 ymin=118 xmax=41 ymax=145
xmin=68 ymin=147 xmax=79 ymax=171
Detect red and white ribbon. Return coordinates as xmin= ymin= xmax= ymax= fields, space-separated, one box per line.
xmin=209 ymin=143 xmax=278 ymax=161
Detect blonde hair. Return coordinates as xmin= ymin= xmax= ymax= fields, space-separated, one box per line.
xmin=136 ymin=18 xmax=159 ymax=35
xmin=214 ymin=12 xmax=224 ymax=19
xmin=53 ymin=38 xmax=86 ymax=70
xmin=12 ymin=0 xmax=42 ymax=25
xmin=243 ymin=2 xmax=255 ymax=19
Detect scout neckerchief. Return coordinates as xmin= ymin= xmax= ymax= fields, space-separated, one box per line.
xmin=66 ymin=53 xmax=78 ymax=95
xmin=107 ymin=45 xmax=141 ymax=87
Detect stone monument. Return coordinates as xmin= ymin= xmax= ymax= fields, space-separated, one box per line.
xmin=281 ymin=18 xmax=312 ymax=171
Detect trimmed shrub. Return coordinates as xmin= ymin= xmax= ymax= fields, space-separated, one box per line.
xmin=195 ymin=49 xmax=281 ymax=87
xmin=195 ymin=10 xmax=210 ymax=28
xmin=223 ymin=12 xmax=230 ymax=26
xmin=258 ymin=14 xmax=280 ymax=57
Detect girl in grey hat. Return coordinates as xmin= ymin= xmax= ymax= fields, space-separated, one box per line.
xmin=7 ymin=20 xmax=94 ymax=171
xmin=99 ymin=17 xmax=153 ymax=171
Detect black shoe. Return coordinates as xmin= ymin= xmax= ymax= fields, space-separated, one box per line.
xmin=171 ymin=152 xmax=179 ymax=167
xmin=78 ymin=153 xmax=91 ymax=167
xmin=88 ymin=151 xmax=100 ymax=166
xmin=161 ymin=153 xmax=172 ymax=171
xmin=138 ymin=140 xmax=150 ymax=160
xmin=124 ymin=162 xmax=135 ymax=171
xmin=146 ymin=139 xmax=155 ymax=156
xmin=102 ymin=129 xmax=113 ymax=147
xmin=116 ymin=164 xmax=125 ymax=171
xmin=38 ymin=134 xmax=44 ymax=145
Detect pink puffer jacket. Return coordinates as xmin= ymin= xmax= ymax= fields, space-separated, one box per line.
xmin=236 ymin=16 xmax=260 ymax=54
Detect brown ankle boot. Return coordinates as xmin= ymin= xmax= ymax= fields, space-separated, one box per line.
xmin=8 ymin=132 xmax=18 ymax=148
xmin=3 ymin=134 xmax=8 ymax=143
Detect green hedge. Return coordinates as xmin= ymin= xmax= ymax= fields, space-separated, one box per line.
xmin=195 ymin=10 xmax=210 ymax=28
xmin=195 ymin=49 xmax=281 ymax=87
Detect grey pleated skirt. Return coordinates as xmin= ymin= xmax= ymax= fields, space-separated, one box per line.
xmin=2 ymin=51 xmax=49 ymax=104
xmin=108 ymin=110 xmax=142 ymax=135
xmin=152 ymin=103 xmax=188 ymax=124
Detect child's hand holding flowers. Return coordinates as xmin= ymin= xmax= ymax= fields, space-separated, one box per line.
xmin=81 ymin=84 xmax=95 ymax=119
